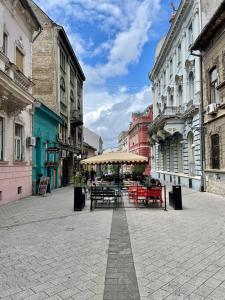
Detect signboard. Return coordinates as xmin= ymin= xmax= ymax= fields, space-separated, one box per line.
xmin=47 ymin=147 xmax=60 ymax=153
xmin=38 ymin=176 xmax=50 ymax=196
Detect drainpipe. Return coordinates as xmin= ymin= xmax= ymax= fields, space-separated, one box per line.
xmin=32 ymin=27 xmax=42 ymax=43
xmin=191 ymin=50 xmax=205 ymax=192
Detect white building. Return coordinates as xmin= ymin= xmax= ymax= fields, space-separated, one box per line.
xmin=118 ymin=131 xmax=129 ymax=152
xmin=149 ymin=0 xmax=221 ymax=191
xmin=0 ymin=0 xmax=41 ymax=204
xmin=83 ymin=127 xmax=103 ymax=156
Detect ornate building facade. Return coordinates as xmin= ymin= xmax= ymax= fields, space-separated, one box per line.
xmin=0 ymin=0 xmax=41 ymax=204
xmin=192 ymin=1 xmax=225 ymax=195
xmin=29 ymin=0 xmax=85 ymax=186
xmin=149 ymin=0 xmax=222 ymax=190
xmin=129 ymin=105 xmax=153 ymax=175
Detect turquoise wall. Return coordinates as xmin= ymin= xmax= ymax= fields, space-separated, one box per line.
xmin=32 ymin=105 xmax=62 ymax=194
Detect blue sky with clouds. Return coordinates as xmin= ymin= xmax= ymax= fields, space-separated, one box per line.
xmin=35 ymin=0 xmax=181 ymax=148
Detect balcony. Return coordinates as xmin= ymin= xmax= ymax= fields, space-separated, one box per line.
xmin=70 ymin=109 xmax=83 ymax=126
xmin=149 ymin=105 xmax=185 ymax=143
xmin=0 ymin=51 xmax=34 ymax=115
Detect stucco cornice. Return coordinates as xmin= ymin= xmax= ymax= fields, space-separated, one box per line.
xmin=149 ymin=0 xmax=193 ymax=81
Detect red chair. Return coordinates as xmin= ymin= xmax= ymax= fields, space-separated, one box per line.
xmin=147 ymin=188 xmax=163 ymax=206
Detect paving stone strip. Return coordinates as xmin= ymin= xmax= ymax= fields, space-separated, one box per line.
xmin=103 ymin=203 xmax=140 ymax=300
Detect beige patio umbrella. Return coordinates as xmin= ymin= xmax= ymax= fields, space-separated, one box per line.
xmin=80 ymin=151 xmax=148 ymax=165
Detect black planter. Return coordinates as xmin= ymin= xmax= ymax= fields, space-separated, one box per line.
xmin=74 ymin=187 xmax=85 ymax=211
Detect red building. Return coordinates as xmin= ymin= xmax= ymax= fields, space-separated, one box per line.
xmin=128 ymin=105 xmax=153 ymax=175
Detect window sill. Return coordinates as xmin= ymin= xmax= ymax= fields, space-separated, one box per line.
xmin=0 ymin=160 xmax=9 ymax=165
xmin=13 ymin=161 xmax=27 ymax=165
xmin=205 ymin=169 xmax=225 ymax=173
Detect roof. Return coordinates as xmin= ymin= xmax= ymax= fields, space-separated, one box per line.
xmin=191 ymin=1 xmax=225 ymax=50
xmin=58 ymin=28 xmax=85 ymax=81
xmin=28 ymin=0 xmax=85 ymax=81
xmin=81 ymin=152 xmax=148 ymax=165
xmin=149 ymin=0 xmax=191 ymax=80
xmin=20 ymin=0 xmax=42 ymax=30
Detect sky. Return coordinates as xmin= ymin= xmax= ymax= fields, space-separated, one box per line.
xmin=35 ymin=0 xmax=181 ymax=149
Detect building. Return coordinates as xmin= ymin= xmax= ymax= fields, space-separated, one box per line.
xmin=28 ymin=0 xmax=85 ymax=186
xmin=148 ymin=0 xmax=221 ymax=191
xmin=83 ymin=127 xmax=103 ymax=156
xmin=32 ymin=101 xmax=62 ymax=193
xmin=83 ymin=142 xmax=96 ymax=159
xmin=118 ymin=131 xmax=129 ymax=152
xmin=191 ymin=0 xmax=225 ymax=195
xmin=0 ymin=0 xmax=41 ymax=204
xmin=128 ymin=105 xmax=153 ymax=175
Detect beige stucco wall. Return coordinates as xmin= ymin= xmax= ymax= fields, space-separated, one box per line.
xmin=201 ymin=15 xmax=225 ymax=195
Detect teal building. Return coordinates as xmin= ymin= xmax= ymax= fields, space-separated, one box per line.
xmin=32 ymin=103 xmax=62 ymax=194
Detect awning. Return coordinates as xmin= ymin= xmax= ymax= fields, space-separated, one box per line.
xmin=80 ymin=152 xmax=148 ymax=165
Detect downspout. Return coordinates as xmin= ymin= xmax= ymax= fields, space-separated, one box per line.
xmin=191 ymin=50 xmax=205 ymax=192
xmin=32 ymin=27 xmax=42 ymax=43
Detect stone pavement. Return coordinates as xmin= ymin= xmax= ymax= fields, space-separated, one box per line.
xmin=1 ymin=186 xmax=225 ymax=299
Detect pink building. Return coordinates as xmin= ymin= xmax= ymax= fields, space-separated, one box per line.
xmin=0 ymin=0 xmax=41 ymax=204
xmin=128 ymin=105 xmax=153 ymax=175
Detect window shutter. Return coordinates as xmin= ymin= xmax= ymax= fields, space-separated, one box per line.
xmin=16 ymin=48 xmax=24 ymax=72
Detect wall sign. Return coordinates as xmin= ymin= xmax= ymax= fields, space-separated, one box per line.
xmin=38 ymin=176 xmax=49 ymax=196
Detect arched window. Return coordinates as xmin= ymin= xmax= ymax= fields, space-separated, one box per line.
xmin=178 ymin=85 xmax=183 ymax=106
xmin=60 ymin=77 xmax=65 ymax=103
xmin=70 ymin=90 xmax=74 ymax=102
xmin=77 ymin=99 xmax=81 ymax=111
xmin=189 ymin=72 xmax=194 ymax=101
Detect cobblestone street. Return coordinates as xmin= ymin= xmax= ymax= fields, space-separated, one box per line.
xmin=1 ymin=187 xmax=225 ymax=299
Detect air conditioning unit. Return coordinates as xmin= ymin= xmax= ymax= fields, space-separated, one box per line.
xmin=206 ymin=103 xmax=218 ymax=115
xmin=26 ymin=136 xmax=36 ymax=147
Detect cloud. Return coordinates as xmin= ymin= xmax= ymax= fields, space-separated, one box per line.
xmin=34 ymin=0 xmax=160 ymax=148
xmin=84 ymin=86 xmax=152 ymax=148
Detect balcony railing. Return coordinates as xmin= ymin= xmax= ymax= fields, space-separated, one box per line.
xmin=5 ymin=60 xmax=33 ymax=93
xmin=161 ymin=106 xmax=185 ymax=116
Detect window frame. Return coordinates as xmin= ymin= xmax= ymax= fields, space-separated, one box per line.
xmin=3 ymin=32 xmax=8 ymax=55
xmin=177 ymin=43 xmax=181 ymax=65
xmin=188 ymin=23 xmax=193 ymax=47
xmin=189 ymin=72 xmax=194 ymax=101
xmin=16 ymin=47 xmax=24 ymax=73
xmin=209 ymin=67 xmax=219 ymax=104
xmin=14 ymin=123 xmax=23 ymax=161
xmin=211 ymin=134 xmax=220 ymax=169
xmin=170 ymin=59 xmax=173 ymax=78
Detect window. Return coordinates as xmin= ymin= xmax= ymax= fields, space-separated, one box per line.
xmin=0 ymin=118 xmax=3 ymax=160
xmin=188 ymin=23 xmax=193 ymax=46
xmin=170 ymin=59 xmax=173 ymax=78
xmin=14 ymin=124 xmax=23 ymax=160
xmin=211 ymin=134 xmax=220 ymax=169
xmin=70 ymin=90 xmax=74 ymax=102
xmin=60 ymin=77 xmax=66 ymax=104
xmin=70 ymin=68 xmax=75 ymax=86
xmin=178 ymin=85 xmax=183 ymax=106
xmin=163 ymin=71 xmax=166 ymax=87
xmin=189 ymin=72 xmax=194 ymax=100
xmin=3 ymin=33 xmax=8 ymax=55
xmin=177 ymin=43 xmax=181 ymax=64
xmin=60 ymin=49 xmax=66 ymax=72
xmin=210 ymin=68 xmax=219 ymax=103
xmin=16 ymin=47 xmax=24 ymax=72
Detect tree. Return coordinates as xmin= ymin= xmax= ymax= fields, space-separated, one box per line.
xmin=132 ymin=164 xmax=146 ymax=175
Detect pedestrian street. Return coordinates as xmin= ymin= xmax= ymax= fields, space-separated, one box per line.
xmin=1 ymin=187 xmax=225 ymax=299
